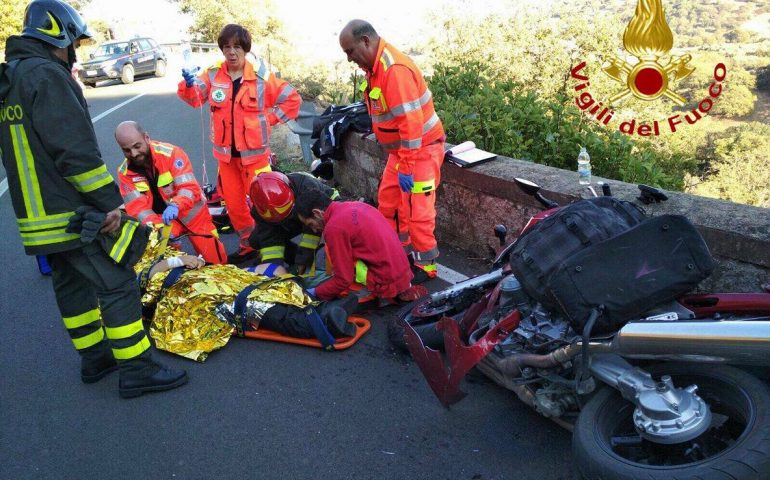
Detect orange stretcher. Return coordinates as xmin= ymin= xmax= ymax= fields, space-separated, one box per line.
xmin=239 ymin=315 xmax=371 ymax=350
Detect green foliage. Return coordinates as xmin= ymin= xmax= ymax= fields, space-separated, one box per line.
xmin=717 ymin=83 xmax=757 ymax=117
xmin=282 ymin=62 xmax=358 ymax=107
xmin=174 ymin=0 xmax=281 ymax=44
xmin=422 ymin=0 xmax=770 ymax=205
xmin=0 ymin=0 xmax=26 ymax=48
xmin=428 ymin=61 xmax=690 ymax=189
xmin=757 ymin=65 xmax=770 ymax=91
xmin=1 ymin=0 xmax=94 ymax=50
xmin=691 ymin=122 xmax=770 ymax=207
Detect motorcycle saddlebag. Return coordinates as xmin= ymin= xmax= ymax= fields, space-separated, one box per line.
xmin=509 ymin=197 xmax=646 ymax=308
xmin=547 ymin=215 xmax=715 ymax=334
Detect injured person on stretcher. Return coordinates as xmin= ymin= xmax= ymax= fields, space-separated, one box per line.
xmin=134 ymin=224 xmax=360 ymax=361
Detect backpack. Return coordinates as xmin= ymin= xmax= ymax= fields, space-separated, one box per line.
xmin=510 ymin=197 xmax=645 ymax=330
xmin=510 ymin=196 xmax=647 ymax=310
xmin=547 ymin=215 xmax=714 ymax=333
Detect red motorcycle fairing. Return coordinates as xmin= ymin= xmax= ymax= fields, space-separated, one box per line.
xmin=403 ymin=311 xmax=521 ymax=407
xmin=679 ymin=292 xmax=770 ymax=317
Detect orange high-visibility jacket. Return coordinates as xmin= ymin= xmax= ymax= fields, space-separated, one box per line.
xmin=177 ymin=59 xmax=301 ymax=165
xmin=117 ymin=141 xmax=207 ymax=226
xmin=362 ymin=39 xmax=444 ymax=175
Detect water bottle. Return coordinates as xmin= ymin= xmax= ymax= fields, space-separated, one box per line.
xmin=577 ymin=146 xmax=591 ymax=185
xmin=181 ymin=44 xmax=200 ymax=76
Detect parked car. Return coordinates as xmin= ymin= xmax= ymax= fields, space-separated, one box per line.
xmin=79 ymin=37 xmax=166 ymax=87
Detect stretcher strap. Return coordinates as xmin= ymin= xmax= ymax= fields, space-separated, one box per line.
xmin=263 ymin=263 xmax=279 ymax=277
xmin=162 ymin=266 xmax=187 ymax=290
xmin=303 ymin=306 xmax=336 ymax=351
xmin=233 ymin=284 xmax=259 ymax=337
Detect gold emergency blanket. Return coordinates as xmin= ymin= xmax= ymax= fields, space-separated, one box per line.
xmin=135 ymin=225 xmax=310 ymax=362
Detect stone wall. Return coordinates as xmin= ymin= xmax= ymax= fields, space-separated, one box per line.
xmin=336 ymin=132 xmax=770 ymax=293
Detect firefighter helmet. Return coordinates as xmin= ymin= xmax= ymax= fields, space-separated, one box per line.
xmin=22 ymin=0 xmax=93 ymax=49
xmin=249 ymin=172 xmax=295 ymax=223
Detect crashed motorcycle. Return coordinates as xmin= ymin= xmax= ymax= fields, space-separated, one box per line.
xmin=392 ymin=179 xmax=770 ymax=480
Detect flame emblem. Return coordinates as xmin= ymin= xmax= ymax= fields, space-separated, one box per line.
xmin=603 ymin=0 xmax=694 ymax=105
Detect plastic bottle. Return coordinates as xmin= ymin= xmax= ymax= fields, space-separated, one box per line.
xmin=577 ymin=146 xmax=591 ymax=185
xmin=181 ymin=44 xmax=200 ymax=76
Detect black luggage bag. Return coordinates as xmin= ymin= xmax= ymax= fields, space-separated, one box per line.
xmin=510 ymin=196 xmax=646 ymax=308
xmin=547 ymin=214 xmax=715 ymax=334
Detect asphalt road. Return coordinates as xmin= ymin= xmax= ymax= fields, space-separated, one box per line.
xmin=0 ymin=68 xmax=576 ymax=480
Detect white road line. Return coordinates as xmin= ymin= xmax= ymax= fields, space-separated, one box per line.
xmin=437 ymin=263 xmax=470 ymax=283
xmin=90 ymin=92 xmax=146 ymax=123
xmin=0 ymin=92 xmax=145 ymax=199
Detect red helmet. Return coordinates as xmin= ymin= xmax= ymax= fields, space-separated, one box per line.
xmin=249 ymin=172 xmax=295 ymax=223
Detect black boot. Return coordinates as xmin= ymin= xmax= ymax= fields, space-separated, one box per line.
xmin=81 ymin=354 xmax=118 ymax=384
xmin=119 ymin=365 xmax=188 ymax=399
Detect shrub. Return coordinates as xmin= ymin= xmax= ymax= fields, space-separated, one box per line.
xmin=757 ymin=65 xmax=770 ymax=91
xmin=428 ymin=61 xmax=693 ymax=189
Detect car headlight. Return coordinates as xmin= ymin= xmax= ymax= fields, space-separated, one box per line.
xmin=101 ymin=59 xmax=117 ymax=69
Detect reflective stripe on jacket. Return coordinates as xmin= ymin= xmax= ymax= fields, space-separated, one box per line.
xmin=177 ymin=59 xmax=302 ymax=165
xmin=362 ymin=39 xmax=445 ymax=175
xmin=117 ymin=141 xmax=206 ymax=226
xmin=250 ymin=171 xmax=337 ymax=266
xmin=0 ymin=37 xmax=123 ymax=255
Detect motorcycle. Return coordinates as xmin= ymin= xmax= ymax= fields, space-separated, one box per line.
xmin=392 ymin=178 xmax=770 ymax=480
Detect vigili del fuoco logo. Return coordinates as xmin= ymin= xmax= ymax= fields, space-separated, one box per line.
xmin=570 ymin=0 xmax=727 ymax=136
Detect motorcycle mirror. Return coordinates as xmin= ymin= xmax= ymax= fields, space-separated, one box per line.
xmin=514 ymin=178 xmax=541 ymax=196
xmin=494 ymin=224 xmax=508 ymax=246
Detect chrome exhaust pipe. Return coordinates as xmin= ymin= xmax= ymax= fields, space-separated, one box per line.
xmin=612 ymin=318 xmax=770 ymax=366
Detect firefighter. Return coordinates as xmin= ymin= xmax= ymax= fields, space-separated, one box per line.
xmin=247 ymin=171 xmax=339 ymax=275
xmin=339 ymin=20 xmax=446 ymax=283
xmin=0 ymin=0 xmax=186 ymax=397
xmin=177 ymin=24 xmax=302 ymax=265
xmin=295 ymin=187 xmax=426 ymax=304
xmin=114 ymin=121 xmax=226 ymax=265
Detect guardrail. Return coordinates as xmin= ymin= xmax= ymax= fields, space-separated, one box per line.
xmin=159 ymin=42 xmax=219 ymax=53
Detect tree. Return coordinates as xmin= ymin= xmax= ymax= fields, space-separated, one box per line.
xmin=174 ymin=0 xmax=282 ymax=43
xmin=691 ymin=122 xmax=770 ymax=207
xmin=1 ymin=0 xmax=93 ymax=48
xmin=0 ymin=0 xmax=26 ymax=48
xmin=757 ymin=65 xmax=770 ymax=92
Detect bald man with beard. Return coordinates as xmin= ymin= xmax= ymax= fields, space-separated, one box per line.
xmin=115 ymin=121 xmax=227 ymax=264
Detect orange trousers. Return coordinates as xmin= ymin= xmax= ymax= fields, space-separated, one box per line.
xmin=377 ymin=142 xmax=444 ymax=262
xmin=217 ymin=154 xmax=272 ymax=253
xmin=171 ymin=216 xmax=226 ymax=264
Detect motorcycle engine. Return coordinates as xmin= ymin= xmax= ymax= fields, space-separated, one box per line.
xmin=495 ymin=303 xmax=578 ymax=356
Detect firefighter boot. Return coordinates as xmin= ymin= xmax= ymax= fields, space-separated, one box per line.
xmin=81 ymin=343 xmax=118 ymax=384
xmin=119 ymin=363 xmax=188 ymax=399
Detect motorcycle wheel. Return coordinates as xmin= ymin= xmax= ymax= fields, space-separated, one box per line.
xmin=573 ymin=363 xmax=770 ymax=480
xmin=387 ymin=296 xmax=450 ymax=352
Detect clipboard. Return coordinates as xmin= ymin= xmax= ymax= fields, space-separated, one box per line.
xmin=445 ymin=141 xmax=497 ymax=168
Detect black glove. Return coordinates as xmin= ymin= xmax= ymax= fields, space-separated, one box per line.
xmin=66 ymin=206 xmax=106 ymax=243
xmin=80 ymin=210 xmax=106 ymax=243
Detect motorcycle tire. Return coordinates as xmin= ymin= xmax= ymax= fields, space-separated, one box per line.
xmin=573 ymin=363 xmax=770 ymax=480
